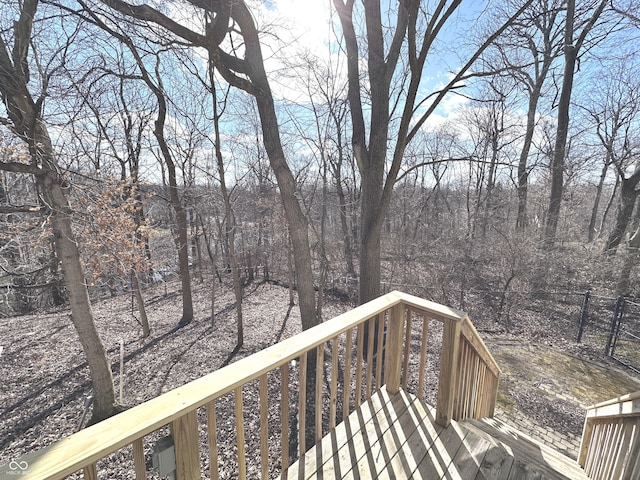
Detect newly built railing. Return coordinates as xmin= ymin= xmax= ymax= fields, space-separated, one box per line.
xmin=1 ymin=291 xmax=500 ymax=479
xmin=578 ymin=390 xmax=640 ymax=480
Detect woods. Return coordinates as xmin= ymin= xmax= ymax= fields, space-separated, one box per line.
xmin=1 ymin=0 xmax=640 ymax=426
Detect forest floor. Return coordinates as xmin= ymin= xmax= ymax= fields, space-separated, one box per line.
xmin=1 ymin=278 xmax=639 ymax=477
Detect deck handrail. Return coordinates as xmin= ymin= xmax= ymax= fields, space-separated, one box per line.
xmin=578 ymin=390 xmax=640 ymax=479
xmin=0 ymin=291 xmax=500 ymax=480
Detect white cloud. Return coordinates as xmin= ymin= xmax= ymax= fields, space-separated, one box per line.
xmin=247 ymin=0 xmax=342 ymax=103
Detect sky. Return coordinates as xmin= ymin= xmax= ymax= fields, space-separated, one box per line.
xmin=252 ymin=0 xmax=484 ymax=124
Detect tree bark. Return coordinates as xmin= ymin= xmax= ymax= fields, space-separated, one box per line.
xmin=131 ymin=270 xmax=150 ymax=337
xmin=616 ymin=219 xmax=640 ymax=296
xmin=605 ymin=173 xmax=640 ymax=251
xmin=588 ymin=161 xmax=609 ymax=242
xmin=544 ymin=5 xmax=577 ymax=242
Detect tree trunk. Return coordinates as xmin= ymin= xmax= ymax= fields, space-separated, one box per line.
xmin=605 ymin=176 xmax=640 ymax=251
xmin=600 ymin=174 xmax=620 ymax=236
xmin=588 ymin=161 xmax=609 ymax=242
xmin=211 ymin=72 xmax=243 ymax=347
xmin=335 ymin=177 xmax=356 ymax=278
xmin=616 ymin=222 xmax=640 ymax=296
xmin=42 ymin=174 xmax=117 ymax=423
xmin=287 ymin=233 xmax=295 ymax=307
xmin=544 ymin=23 xmax=577 ymax=242
xmin=327 ymin=103 xmax=356 ymax=277
xmin=131 ymin=270 xmax=150 ymax=337
xmin=359 ymin=167 xmax=384 ymax=304
xmin=545 ymin=0 xmax=607 ymax=242
xmin=253 ymin=93 xmax=318 ymax=330
xmin=516 ymin=93 xmax=540 ymax=230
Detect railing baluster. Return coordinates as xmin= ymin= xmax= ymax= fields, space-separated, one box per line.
xmin=234 ymin=387 xmax=246 ymax=480
xmin=315 ymin=344 xmax=324 ymax=443
xmin=402 ymin=308 xmax=412 ymax=390
xmin=207 ymin=401 xmax=219 ymax=480
xmin=472 ymin=349 xmax=481 ymax=416
xmin=171 ymin=410 xmax=200 ymax=479
xmin=386 ymin=304 xmax=405 ymax=394
xmin=584 ymin=421 xmax=601 ymax=473
xmin=260 ymin=374 xmax=269 ymax=479
xmin=281 ymin=362 xmax=290 ymax=472
xmin=299 ymin=351 xmax=308 ymax=456
xmin=454 ymin=339 xmax=464 ymax=419
xmin=375 ymin=313 xmax=385 ymax=390
xmin=83 ymin=464 xmax=98 ymax=480
xmin=133 ymin=438 xmax=145 ymax=479
xmin=417 ymin=315 xmax=428 ymax=402
xmin=343 ymin=327 xmax=353 ymax=421
xmin=466 ymin=342 xmax=474 ymax=418
xmin=355 ymin=324 xmax=364 ymax=407
xmin=477 ymin=361 xmax=487 ymax=417
xmin=436 ymin=316 xmax=461 ymax=426
xmin=365 ymin=317 xmax=375 ymax=398
xmin=330 ymin=337 xmax=338 ymax=430
xmin=597 ymin=422 xmax=614 ymax=479
xmin=606 ymin=421 xmax=623 ymax=478
xmin=464 ymin=340 xmax=471 ymax=418
xmin=611 ymin=421 xmax=631 ymax=479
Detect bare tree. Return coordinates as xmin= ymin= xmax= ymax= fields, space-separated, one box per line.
xmin=544 ymin=0 xmax=609 ymax=242
xmin=0 ymin=0 xmax=118 ymax=422
xmin=210 ymin=66 xmax=244 ymax=348
xmin=333 ymin=0 xmax=534 ymax=304
xmin=76 ymin=7 xmax=197 ymax=325
xmin=581 ymin=59 xmax=640 ymax=247
xmin=96 ymin=0 xmax=320 ymax=329
xmin=491 ymin=0 xmax=564 ymax=230
xmin=287 ymin=53 xmax=357 ymax=278
xmin=70 ymin=70 xmax=154 ymax=335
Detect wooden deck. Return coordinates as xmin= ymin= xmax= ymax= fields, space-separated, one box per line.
xmin=283 ymin=387 xmax=590 ymax=480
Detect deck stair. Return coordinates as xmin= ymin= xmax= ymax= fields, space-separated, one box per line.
xmin=460 ymin=417 xmax=589 ymax=480
xmin=282 ymin=387 xmax=589 ymax=480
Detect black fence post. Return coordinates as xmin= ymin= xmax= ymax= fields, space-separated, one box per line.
xmin=610 ymin=297 xmax=626 ymax=358
xmin=576 ymin=290 xmax=590 ymax=343
xmin=606 ymin=296 xmax=625 ymax=356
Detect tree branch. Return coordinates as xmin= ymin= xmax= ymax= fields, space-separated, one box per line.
xmin=0 ymin=160 xmax=43 ymax=175
xmin=0 ymin=204 xmax=41 ymax=214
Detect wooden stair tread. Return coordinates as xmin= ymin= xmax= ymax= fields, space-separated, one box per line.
xmin=461 ymin=418 xmax=590 ymax=480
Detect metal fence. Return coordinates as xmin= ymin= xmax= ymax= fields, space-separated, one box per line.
xmin=606 ymin=298 xmax=640 ymax=374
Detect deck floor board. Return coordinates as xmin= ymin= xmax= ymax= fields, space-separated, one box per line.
xmin=282 ymin=387 xmax=590 ymax=480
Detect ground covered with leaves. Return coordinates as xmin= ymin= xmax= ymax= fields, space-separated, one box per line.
xmin=1 ymin=279 xmax=639 ymax=478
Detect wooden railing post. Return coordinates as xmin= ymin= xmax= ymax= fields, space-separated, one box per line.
xmin=385 ymin=304 xmax=405 ymax=394
xmin=171 ymin=410 xmax=200 ymax=479
xmin=578 ymin=391 xmax=640 ymax=479
xmin=577 ymin=418 xmax=594 ymax=468
xmin=436 ymin=318 xmax=461 ymax=427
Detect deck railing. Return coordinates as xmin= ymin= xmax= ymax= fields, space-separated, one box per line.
xmin=1 ymin=291 xmax=500 ymax=480
xmin=578 ymin=390 xmax=640 ymax=480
